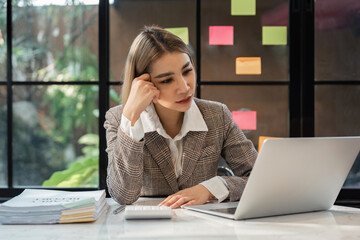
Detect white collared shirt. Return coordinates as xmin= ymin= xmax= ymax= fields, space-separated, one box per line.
xmin=120 ymin=100 xmax=229 ymax=202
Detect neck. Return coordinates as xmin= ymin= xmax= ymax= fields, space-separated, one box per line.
xmin=154 ymin=103 xmax=184 ymax=138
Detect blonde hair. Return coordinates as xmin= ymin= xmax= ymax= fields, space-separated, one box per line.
xmin=121 ymin=25 xmax=193 ymax=106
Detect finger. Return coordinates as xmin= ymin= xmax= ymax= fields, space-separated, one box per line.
xmin=145 ymin=88 xmax=160 ymax=100
xmin=140 ymin=81 xmax=159 ymax=94
xmin=171 ymin=197 xmax=190 ymax=209
xmin=136 ymin=73 xmax=151 ymax=81
xmin=153 ymin=96 xmax=158 ymax=103
xmin=159 ymin=189 xmax=186 ymax=206
xmin=180 ymin=200 xmax=197 ymax=208
xmin=159 ymin=195 xmax=173 ymax=206
xmin=152 ymin=90 xmax=160 ymax=103
xmin=162 ymin=195 xmax=181 ymax=207
xmin=159 ymin=193 xmax=178 ymax=206
xmin=162 ymin=196 xmax=179 ymax=207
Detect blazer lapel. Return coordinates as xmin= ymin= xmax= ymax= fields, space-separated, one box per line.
xmin=178 ymin=131 xmax=207 ymax=187
xmin=145 ymin=131 xmax=179 ymax=193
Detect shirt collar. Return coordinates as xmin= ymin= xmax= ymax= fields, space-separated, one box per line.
xmin=140 ymin=99 xmax=208 ymax=140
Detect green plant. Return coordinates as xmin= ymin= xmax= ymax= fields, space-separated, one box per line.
xmin=41 ymin=84 xmax=98 ymax=144
xmin=42 ymin=133 xmax=99 ymax=187
xmin=110 ymin=87 xmax=122 ymax=105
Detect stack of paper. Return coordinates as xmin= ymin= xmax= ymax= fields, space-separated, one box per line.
xmin=0 ymin=189 xmax=108 ymax=224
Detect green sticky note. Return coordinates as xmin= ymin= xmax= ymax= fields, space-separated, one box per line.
xmin=231 ymin=0 xmax=256 ymax=16
xmin=165 ymin=27 xmax=189 ymax=45
xmin=262 ymin=26 xmax=287 ymax=45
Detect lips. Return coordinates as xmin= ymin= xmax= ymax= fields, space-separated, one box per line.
xmin=176 ymin=96 xmax=192 ymax=104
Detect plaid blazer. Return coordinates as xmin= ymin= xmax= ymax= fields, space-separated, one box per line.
xmin=104 ymin=98 xmax=258 ymax=205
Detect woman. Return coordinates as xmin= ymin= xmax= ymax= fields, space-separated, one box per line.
xmin=104 ymin=26 xmax=257 ymax=208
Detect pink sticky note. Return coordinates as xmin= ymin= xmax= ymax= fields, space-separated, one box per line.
xmin=232 ymin=111 xmax=257 ymax=130
xmin=209 ymin=26 xmax=234 ymax=45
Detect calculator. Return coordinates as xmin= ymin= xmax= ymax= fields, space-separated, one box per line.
xmin=124 ymin=205 xmax=173 ymax=220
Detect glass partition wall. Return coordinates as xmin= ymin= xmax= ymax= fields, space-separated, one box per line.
xmin=314 ymin=0 xmax=360 ymax=189
xmin=1 ymin=0 xmax=359 ymax=205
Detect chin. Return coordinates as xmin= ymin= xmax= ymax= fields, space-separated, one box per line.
xmin=176 ymin=105 xmax=191 ymax=112
xmin=158 ymin=102 xmax=192 ymax=113
xmin=171 ymin=104 xmax=191 ymax=112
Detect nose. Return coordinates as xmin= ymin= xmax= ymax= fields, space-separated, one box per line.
xmin=177 ymin=76 xmax=190 ymax=93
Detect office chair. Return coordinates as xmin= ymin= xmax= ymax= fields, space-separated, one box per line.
xmin=217 ymin=157 xmax=234 ymax=176
xmin=216 ymin=136 xmax=281 ymax=177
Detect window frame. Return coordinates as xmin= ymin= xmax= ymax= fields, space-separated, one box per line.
xmin=0 ymin=0 xmax=109 ymax=200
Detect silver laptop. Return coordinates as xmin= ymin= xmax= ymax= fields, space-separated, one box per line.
xmin=185 ymin=137 xmax=360 ymax=220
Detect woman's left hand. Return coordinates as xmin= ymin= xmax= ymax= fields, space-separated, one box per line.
xmin=159 ymin=184 xmax=215 ymax=209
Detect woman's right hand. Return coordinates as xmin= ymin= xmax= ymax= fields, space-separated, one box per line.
xmin=122 ymin=73 xmax=160 ymax=126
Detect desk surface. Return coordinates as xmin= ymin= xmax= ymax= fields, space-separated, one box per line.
xmin=1 ymin=198 xmax=360 ymax=240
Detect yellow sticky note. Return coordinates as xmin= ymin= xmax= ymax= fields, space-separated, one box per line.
xmin=231 ymin=0 xmax=256 ymax=16
xmin=262 ymin=26 xmax=287 ymax=45
xmin=165 ymin=27 xmax=189 ymax=45
xmin=236 ymin=57 xmax=261 ymax=75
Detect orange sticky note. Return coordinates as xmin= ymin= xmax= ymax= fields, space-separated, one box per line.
xmin=209 ymin=26 xmax=234 ymax=45
xmin=258 ymin=136 xmax=281 ymax=152
xmin=236 ymin=57 xmax=261 ymax=75
xmin=232 ymin=111 xmax=257 ymax=130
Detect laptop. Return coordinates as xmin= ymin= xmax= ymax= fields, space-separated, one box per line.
xmin=185 ymin=137 xmax=360 ymax=220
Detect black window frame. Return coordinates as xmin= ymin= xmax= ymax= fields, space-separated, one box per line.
xmin=1 ymin=0 xmax=359 ymax=206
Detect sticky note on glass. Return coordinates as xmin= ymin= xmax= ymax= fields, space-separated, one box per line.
xmin=165 ymin=27 xmax=189 ymax=45
xmin=232 ymin=111 xmax=257 ymax=130
xmin=258 ymin=136 xmax=281 ymax=152
xmin=236 ymin=57 xmax=261 ymax=75
xmin=231 ymin=0 xmax=256 ymax=16
xmin=262 ymin=26 xmax=287 ymax=45
xmin=209 ymin=26 xmax=234 ymax=45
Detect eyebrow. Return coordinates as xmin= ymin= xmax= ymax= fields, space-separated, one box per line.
xmin=154 ymin=61 xmax=191 ymax=79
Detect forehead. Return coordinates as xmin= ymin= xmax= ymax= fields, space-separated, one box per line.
xmin=150 ymin=52 xmax=190 ymax=73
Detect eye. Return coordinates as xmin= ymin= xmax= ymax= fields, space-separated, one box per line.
xmin=160 ymin=78 xmax=173 ymax=84
xmin=183 ymin=68 xmax=193 ymax=75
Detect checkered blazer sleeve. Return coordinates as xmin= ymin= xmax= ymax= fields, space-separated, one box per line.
xmin=104 ymin=106 xmax=145 ymax=205
xmin=220 ymin=104 xmax=258 ymax=202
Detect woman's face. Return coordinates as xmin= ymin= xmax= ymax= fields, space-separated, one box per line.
xmin=149 ymin=52 xmax=196 ymax=112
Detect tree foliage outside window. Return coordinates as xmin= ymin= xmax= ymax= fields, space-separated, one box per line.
xmin=1 ymin=0 xmax=101 ymax=187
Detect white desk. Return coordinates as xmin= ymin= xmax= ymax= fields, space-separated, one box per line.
xmin=1 ymin=198 xmax=360 ymax=240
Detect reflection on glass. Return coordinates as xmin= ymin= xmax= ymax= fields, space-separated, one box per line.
xmin=344 ymin=153 xmax=360 ymax=188
xmin=315 ymin=0 xmax=360 ymax=81
xmin=109 ymin=0 xmax=196 ymax=82
xmin=12 ymin=1 xmax=98 ymax=82
xmin=201 ymin=85 xmax=289 ymax=150
xmin=315 ymin=85 xmax=360 ymax=137
xmin=315 ymin=85 xmax=360 ymax=188
xmin=201 ymin=0 xmax=289 ymax=82
xmin=109 ymin=85 xmax=122 ymax=109
xmin=0 ymin=1 xmax=6 ymax=81
xmin=13 ymin=85 xmax=99 ymax=187
xmin=0 ymin=86 xmax=7 ymax=187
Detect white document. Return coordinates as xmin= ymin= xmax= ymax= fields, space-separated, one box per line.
xmin=0 ymin=189 xmax=105 ymax=211
xmin=0 ymin=189 xmax=107 ymax=224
